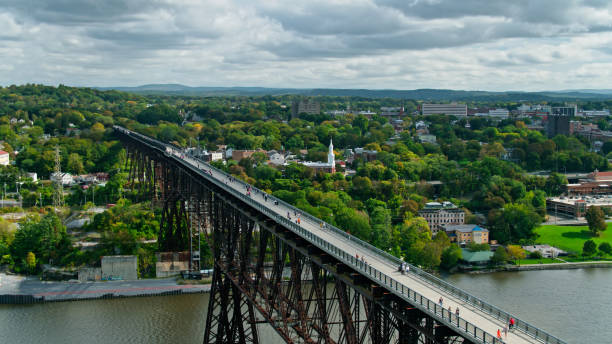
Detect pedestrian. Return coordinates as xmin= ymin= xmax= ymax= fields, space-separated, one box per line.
xmin=356 ymin=254 xmax=359 ymax=260
xmin=405 ymin=264 xmax=410 ymax=273
xmin=455 ymin=307 xmax=459 ymax=317
xmin=297 ymin=218 xmax=301 ymax=225
xmin=509 ymin=317 xmax=515 ymax=330
xmin=497 ymin=329 xmax=502 ymax=340
xmin=438 ymin=297 xmax=443 ymax=307
xmin=503 ymin=325 xmax=508 ymax=339
xmin=398 ymin=263 xmax=403 ymax=273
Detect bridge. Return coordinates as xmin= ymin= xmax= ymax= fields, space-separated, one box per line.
xmin=114 ymin=126 xmax=566 ymax=344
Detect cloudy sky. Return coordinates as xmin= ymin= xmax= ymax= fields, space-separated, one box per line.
xmin=2 ymin=0 xmax=612 ymax=91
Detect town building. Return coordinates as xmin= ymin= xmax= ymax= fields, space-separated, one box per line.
xmin=442 ymin=224 xmax=489 ymax=244
xmin=26 ymin=172 xmax=37 ymax=182
xmin=546 ymin=114 xmax=570 ymax=138
xmin=268 ymin=152 xmax=286 ymax=166
xmin=569 ymin=121 xmax=612 ymax=142
xmin=552 ymin=105 xmax=577 ymax=117
xmin=155 ymin=252 xmax=190 ymax=278
xmin=418 ymin=201 xmax=465 ymax=232
xmin=417 ymin=134 xmax=437 ymax=144
xmin=202 ymin=151 xmax=223 ymax=162
xmin=522 ymin=245 xmax=566 ymax=258
xmin=345 ymin=148 xmax=378 ymax=164
xmin=380 ymin=106 xmax=404 ymax=118
xmin=231 ymin=149 xmax=265 ymax=162
xmin=50 ymin=172 xmax=74 ymax=186
xmin=460 ymin=249 xmax=494 ymax=266
xmin=545 ymin=196 xmax=612 ymax=218
xmin=0 ymin=151 xmax=9 ymax=166
xmin=301 ymin=139 xmax=336 ymax=173
xmin=579 ymin=110 xmax=610 ymax=117
xmin=101 ymin=255 xmax=138 ymax=280
xmin=421 ymin=103 xmax=467 ymax=116
xmin=517 ymin=104 xmax=552 ymax=115
xmin=291 ymin=98 xmax=321 ymax=118
xmin=487 ymin=108 xmax=510 ymax=119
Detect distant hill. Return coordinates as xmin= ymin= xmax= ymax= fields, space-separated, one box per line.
xmin=94 ymin=84 xmax=612 ymax=101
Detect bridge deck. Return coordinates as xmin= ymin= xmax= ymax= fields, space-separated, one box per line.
xmin=116 ymin=126 xmax=563 ymax=344
xmin=177 ymin=153 xmax=542 ymax=344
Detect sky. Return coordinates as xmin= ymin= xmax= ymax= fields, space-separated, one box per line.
xmin=1 ymin=0 xmax=612 ymax=91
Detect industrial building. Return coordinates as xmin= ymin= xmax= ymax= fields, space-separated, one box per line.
xmin=421 ymin=103 xmax=467 ymax=116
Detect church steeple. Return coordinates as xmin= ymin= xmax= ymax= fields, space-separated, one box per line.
xmin=328 ymin=138 xmax=335 ymax=167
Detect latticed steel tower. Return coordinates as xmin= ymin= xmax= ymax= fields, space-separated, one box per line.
xmin=52 ymin=146 xmax=64 ymax=209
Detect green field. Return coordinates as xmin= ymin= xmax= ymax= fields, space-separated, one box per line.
xmin=535 ymin=224 xmax=612 ymax=254
xmin=517 ymin=258 xmax=563 ymax=265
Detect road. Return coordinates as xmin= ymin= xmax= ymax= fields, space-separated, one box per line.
xmin=0 ymin=273 xmax=209 ymax=301
xmin=179 ymin=153 xmax=545 ymax=344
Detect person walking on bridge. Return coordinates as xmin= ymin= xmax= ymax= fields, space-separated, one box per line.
xmin=438 ymin=297 xmax=443 ymax=307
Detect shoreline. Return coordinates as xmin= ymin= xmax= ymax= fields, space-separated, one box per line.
xmin=462 ymin=260 xmax=612 ymax=274
xmin=0 ymin=273 xmax=210 ymax=304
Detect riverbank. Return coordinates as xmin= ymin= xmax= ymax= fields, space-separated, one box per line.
xmin=0 ymin=273 xmax=210 ymax=304
xmin=462 ymin=260 xmax=612 ymax=274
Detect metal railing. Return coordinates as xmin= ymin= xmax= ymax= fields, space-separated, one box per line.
xmin=115 ymin=126 xmax=565 ymax=344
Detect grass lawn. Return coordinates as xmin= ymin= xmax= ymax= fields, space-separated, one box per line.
xmin=535 ymin=224 xmax=612 ymax=254
xmin=517 ymin=258 xmax=563 ymax=265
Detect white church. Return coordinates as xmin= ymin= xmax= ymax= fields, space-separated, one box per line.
xmin=301 ymin=139 xmax=336 ymax=173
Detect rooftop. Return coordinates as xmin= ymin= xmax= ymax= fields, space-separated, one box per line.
xmin=443 ymin=224 xmax=488 ymax=233
xmin=461 ymin=249 xmax=494 ymax=263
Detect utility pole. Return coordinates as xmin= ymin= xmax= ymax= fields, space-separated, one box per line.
xmin=52 ymin=146 xmax=64 ymax=211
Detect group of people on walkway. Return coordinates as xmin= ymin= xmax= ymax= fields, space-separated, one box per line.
xmin=495 ymin=317 xmax=514 ymax=340
xmin=355 ymin=254 xmax=369 ymax=267
xmin=398 ymin=262 xmax=410 ymax=274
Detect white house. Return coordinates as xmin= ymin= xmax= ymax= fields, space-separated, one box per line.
xmin=269 ymin=152 xmax=286 ymax=166
xmin=0 ymin=151 xmax=9 ymax=166
xmin=50 ymin=172 xmax=74 ymax=185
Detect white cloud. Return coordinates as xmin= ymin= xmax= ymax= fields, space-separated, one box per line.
xmin=0 ymin=0 xmax=612 ymax=90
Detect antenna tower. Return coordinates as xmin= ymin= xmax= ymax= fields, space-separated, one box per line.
xmin=53 ymin=146 xmax=64 ymax=209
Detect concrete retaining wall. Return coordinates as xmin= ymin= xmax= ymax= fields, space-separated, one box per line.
xmin=0 ymin=288 xmax=208 ymax=305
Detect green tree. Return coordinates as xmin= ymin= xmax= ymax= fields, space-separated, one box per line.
xmin=440 ymin=244 xmax=462 ymax=270
xmin=67 ymin=153 xmax=85 ymax=174
xmin=585 ymin=206 xmax=606 ymax=237
xmin=491 ymin=246 xmax=509 ymax=265
xmin=598 ymin=242 xmax=612 ymax=255
xmin=583 ymin=239 xmax=597 ymax=256
xmin=489 ymin=203 xmax=541 ymax=243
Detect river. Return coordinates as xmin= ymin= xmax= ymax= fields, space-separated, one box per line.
xmin=1 ymin=268 xmax=610 ymax=343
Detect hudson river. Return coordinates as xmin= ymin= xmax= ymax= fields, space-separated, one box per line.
xmin=1 ymin=268 xmax=610 ymax=343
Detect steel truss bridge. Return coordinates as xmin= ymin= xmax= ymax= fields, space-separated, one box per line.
xmin=114 ymin=126 xmax=566 ymax=344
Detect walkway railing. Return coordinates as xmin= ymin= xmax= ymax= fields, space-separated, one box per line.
xmin=115 ymin=126 xmax=565 ymax=344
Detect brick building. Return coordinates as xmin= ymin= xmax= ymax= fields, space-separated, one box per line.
xmin=418 ymin=201 xmax=465 ymax=232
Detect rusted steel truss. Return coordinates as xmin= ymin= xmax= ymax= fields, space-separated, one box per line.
xmin=118 ymin=133 xmax=474 ymax=344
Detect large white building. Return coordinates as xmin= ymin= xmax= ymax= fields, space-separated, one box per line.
xmin=421 ymin=103 xmax=467 ymax=116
